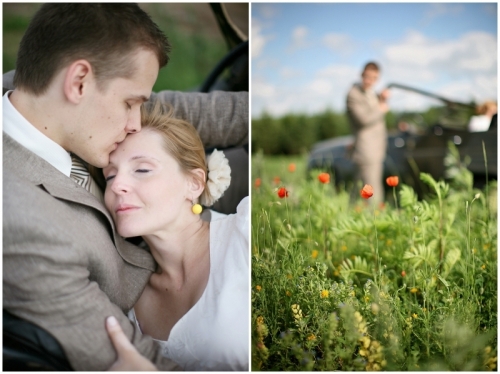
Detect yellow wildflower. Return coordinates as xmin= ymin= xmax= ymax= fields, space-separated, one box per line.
xmin=286 ymin=274 xmax=293 ymax=279
xmin=481 ymin=264 xmax=486 ymax=270
xmin=385 ymin=239 xmax=393 ymax=246
xmin=286 ymin=290 xmax=291 ymax=297
xmin=341 ymin=245 xmax=348 ymax=251
xmin=256 ymin=316 xmax=264 ymax=325
xmin=321 ymin=290 xmax=329 ymax=298
xmin=307 ymin=334 xmax=316 ymax=341
xmin=360 ymin=336 xmax=371 ymax=348
xmin=422 ymin=307 xmax=427 ymax=313
xmin=256 ymin=285 xmax=262 ymax=292
xmin=412 ymin=313 xmax=418 ymax=319
xmin=291 ymin=304 xmax=303 ymax=321
xmin=410 ymin=287 xmax=418 ymax=293
xmin=311 ymin=249 xmax=319 ymax=259
xmin=334 ymin=270 xmax=340 ymax=276
xmin=371 ymin=303 xmax=380 ymax=315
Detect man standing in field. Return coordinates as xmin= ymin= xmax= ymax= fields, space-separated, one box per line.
xmin=346 ymin=61 xmax=390 ymax=204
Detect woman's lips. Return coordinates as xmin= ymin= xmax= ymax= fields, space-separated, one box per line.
xmin=115 ymin=204 xmax=140 ymax=214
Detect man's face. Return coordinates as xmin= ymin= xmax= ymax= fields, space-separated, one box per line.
xmin=361 ymin=69 xmax=379 ymax=90
xmin=69 ymin=49 xmax=159 ymax=168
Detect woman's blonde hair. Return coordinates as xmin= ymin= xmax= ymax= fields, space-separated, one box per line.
xmin=476 ymin=100 xmax=497 ymax=115
xmin=140 ymin=99 xmax=211 ymax=205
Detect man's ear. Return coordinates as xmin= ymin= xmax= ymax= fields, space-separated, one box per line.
xmin=63 ymin=60 xmax=93 ymax=104
xmin=188 ymin=168 xmax=206 ymax=200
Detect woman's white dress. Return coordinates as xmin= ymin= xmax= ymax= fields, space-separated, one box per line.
xmin=129 ymin=197 xmax=249 ymax=371
xmin=468 ymin=115 xmax=491 ymax=132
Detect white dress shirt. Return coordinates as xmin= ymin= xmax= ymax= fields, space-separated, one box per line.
xmin=3 ymin=90 xmax=72 ymax=176
xmin=3 ymin=91 xmax=104 ymax=201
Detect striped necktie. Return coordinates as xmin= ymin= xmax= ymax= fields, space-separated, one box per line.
xmin=70 ymin=154 xmax=91 ymax=192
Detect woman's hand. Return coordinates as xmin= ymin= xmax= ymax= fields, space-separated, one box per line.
xmin=106 ymin=316 xmax=158 ymax=371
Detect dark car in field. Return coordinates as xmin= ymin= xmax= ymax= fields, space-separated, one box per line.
xmin=307 ymin=83 xmax=497 ymax=197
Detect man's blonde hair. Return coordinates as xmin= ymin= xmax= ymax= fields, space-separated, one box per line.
xmin=140 ymin=100 xmax=211 ymax=204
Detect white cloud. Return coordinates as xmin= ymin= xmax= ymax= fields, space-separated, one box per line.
xmin=252 ymin=64 xmax=360 ymax=117
xmin=279 ymin=67 xmax=301 ymax=79
xmin=384 ymin=30 xmax=496 ymax=73
xmin=257 ymin=4 xmax=278 ymax=19
xmin=422 ymin=3 xmax=464 ymax=25
xmin=252 ymin=78 xmax=276 ymax=99
xmin=287 ymin=26 xmax=309 ymax=52
xmin=252 ymin=20 xmax=272 ymax=59
xmin=322 ymin=33 xmax=357 ymax=56
xmin=306 ymin=79 xmax=333 ymax=96
xmin=252 ymin=25 xmax=497 ymax=117
xmin=380 ymin=30 xmax=497 ymax=109
xmin=455 ymin=32 xmax=496 ymax=71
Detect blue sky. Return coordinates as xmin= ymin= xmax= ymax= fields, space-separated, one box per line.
xmin=252 ymin=3 xmax=497 ymax=117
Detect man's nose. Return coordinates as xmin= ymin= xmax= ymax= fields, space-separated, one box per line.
xmin=125 ymin=106 xmax=141 ymax=134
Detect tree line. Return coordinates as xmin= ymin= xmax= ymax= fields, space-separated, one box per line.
xmin=252 ymin=105 xmax=474 ymax=155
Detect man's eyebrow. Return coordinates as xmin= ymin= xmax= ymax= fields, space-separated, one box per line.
xmin=128 ymin=95 xmax=149 ymax=103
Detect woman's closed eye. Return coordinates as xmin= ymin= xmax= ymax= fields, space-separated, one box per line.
xmin=136 ymin=169 xmax=151 ymax=174
xmin=105 ymin=174 xmax=116 ymax=182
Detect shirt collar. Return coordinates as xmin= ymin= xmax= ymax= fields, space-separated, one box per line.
xmin=3 ymin=90 xmax=72 ymax=176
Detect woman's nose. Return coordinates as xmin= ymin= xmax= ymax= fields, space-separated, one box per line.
xmin=110 ymin=175 xmax=130 ymax=195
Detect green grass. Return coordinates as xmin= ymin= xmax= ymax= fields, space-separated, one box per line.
xmin=252 ymin=155 xmax=497 ymax=371
xmin=2 ymin=3 xmax=228 ymax=92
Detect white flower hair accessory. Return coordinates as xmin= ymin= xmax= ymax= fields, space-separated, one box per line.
xmin=201 ymin=149 xmax=231 ymax=206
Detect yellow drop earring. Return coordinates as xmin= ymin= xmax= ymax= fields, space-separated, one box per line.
xmin=192 ymin=200 xmax=202 ymax=215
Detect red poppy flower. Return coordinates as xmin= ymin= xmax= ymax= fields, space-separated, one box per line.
xmin=255 ymin=178 xmax=262 ymax=188
xmin=360 ymin=184 xmax=373 ymax=199
xmin=318 ymin=173 xmax=330 ymax=184
xmin=386 ymin=176 xmax=399 ymax=187
xmin=401 ymin=270 xmax=406 ymax=277
xmin=277 ymin=187 xmax=289 ymax=198
xmin=273 ymin=176 xmax=281 ymax=185
xmin=288 ymin=163 xmax=296 ymax=172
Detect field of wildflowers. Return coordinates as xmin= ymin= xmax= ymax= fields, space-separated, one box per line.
xmin=251 ymin=152 xmax=497 ymax=371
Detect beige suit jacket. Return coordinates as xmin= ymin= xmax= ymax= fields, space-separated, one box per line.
xmin=3 ymin=87 xmax=248 ymax=370
xmin=346 ymin=83 xmax=387 ymax=163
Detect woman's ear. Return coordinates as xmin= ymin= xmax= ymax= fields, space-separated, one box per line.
xmin=63 ymin=59 xmax=93 ymax=104
xmin=188 ymin=168 xmax=206 ymax=200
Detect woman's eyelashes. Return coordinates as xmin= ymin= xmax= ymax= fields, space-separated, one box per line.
xmin=105 ymin=168 xmax=152 ymax=183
